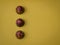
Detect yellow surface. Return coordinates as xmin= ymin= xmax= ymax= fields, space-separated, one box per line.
xmin=0 ymin=0 xmax=60 ymax=45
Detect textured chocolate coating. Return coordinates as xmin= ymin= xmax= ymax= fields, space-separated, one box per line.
xmin=16 ymin=6 xmax=25 ymax=14
xmin=16 ymin=30 xmax=25 ymax=39
xmin=16 ymin=18 xmax=25 ymax=27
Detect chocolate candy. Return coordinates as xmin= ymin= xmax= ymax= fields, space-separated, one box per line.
xmin=16 ymin=30 xmax=25 ymax=39
xmin=16 ymin=18 xmax=25 ymax=27
xmin=16 ymin=6 xmax=25 ymax=14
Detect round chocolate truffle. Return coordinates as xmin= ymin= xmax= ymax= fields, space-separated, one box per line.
xmin=16 ymin=6 xmax=25 ymax=14
xmin=16 ymin=30 xmax=25 ymax=39
xmin=16 ymin=18 xmax=25 ymax=27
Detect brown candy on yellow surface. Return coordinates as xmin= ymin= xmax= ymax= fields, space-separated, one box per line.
xmin=16 ymin=30 xmax=25 ymax=39
xmin=16 ymin=18 xmax=25 ymax=27
xmin=16 ymin=6 xmax=25 ymax=14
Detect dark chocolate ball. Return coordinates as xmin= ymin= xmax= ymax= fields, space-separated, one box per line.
xmin=16 ymin=6 xmax=25 ymax=14
xmin=16 ymin=30 xmax=25 ymax=39
xmin=16 ymin=18 xmax=25 ymax=27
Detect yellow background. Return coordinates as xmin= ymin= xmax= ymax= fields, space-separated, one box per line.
xmin=0 ymin=0 xmax=60 ymax=45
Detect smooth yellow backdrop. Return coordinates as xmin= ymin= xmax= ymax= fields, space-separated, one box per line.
xmin=0 ymin=0 xmax=60 ymax=45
